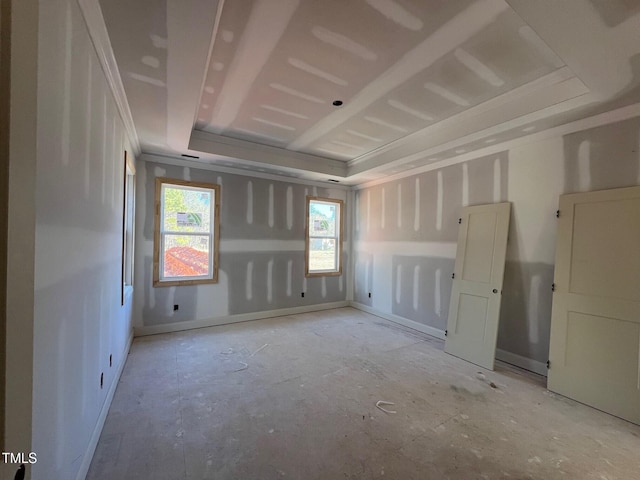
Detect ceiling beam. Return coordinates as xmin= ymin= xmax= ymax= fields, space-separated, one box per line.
xmin=287 ymin=0 xmax=509 ymax=151
xmin=165 ymin=0 xmax=221 ymax=152
xmin=189 ymin=130 xmax=348 ymax=177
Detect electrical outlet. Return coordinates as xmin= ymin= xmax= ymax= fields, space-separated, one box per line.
xmin=173 ymin=304 xmax=179 ymax=311
xmin=301 ymin=292 xmax=305 ymax=298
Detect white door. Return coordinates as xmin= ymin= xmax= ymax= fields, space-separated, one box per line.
xmin=445 ymin=202 xmax=511 ymax=370
xmin=548 ymin=186 xmax=640 ymax=424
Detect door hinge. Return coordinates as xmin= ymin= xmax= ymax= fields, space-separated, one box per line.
xmin=458 ymin=218 xmax=462 ymax=224
xmin=444 ymin=329 xmax=448 ymax=337
xmin=556 ymin=210 xmax=560 ymax=218
xmin=547 ymin=360 xmax=550 ymax=369
xmin=551 ymin=283 xmax=556 ymax=292
xmin=451 ymin=273 xmax=455 ymax=279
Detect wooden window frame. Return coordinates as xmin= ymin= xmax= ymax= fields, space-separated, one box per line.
xmin=121 ymin=151 xmax=135 ymax=305
xmin=305 ymin=196 xmax=343 ymax=277
xmin=153 ymin=177 xmax=220 ymax=287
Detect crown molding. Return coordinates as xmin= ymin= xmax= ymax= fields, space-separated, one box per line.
xmin=77 ymin=0 xmax=141 ymax=157
xmin=141 ymin=152 xmax=352 ymax=190
xmin=347 ymin=68 xmax=589 ymax=177
xmin=347 ymin=67 xmax=575 ymax=169
xmin=354 ymin=101 xmax=640 ymax=190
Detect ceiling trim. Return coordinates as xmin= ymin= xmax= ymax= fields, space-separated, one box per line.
xmin=354 ymin=101 xmax=640 ymax=190
xmin=347 ymin=74 xmax=591 ymax=177
xmin=189 ymin=129 xmax=348 ymax=177
xmin=77 ymin=0 xmax=141 ymax=156
xmin=506 ymin=0 xmax=640 ymax=100
xmin=141 ymin=152 xmax=351 ymax=191
xmin=347 ymin=67 xmax=576 ymax=168
xmin=347 ymin=92 xmax=594 ymax=183
xmin=148 ymin=100 xmax=640 ymax=191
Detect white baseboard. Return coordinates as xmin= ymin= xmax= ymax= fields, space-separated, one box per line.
xmin=76 ymin=329 xmax=134 ymax=480
xmin=496 ymin=348 xmax=548 ymax=377
xmin=136 ymin=302 xmax=547 ymax=376
xmin=350 ymin=302 xmax=446 ymax=340
xmin=134 ymin=301 xmax=350 ymax=337
xmin=351 ymin=302 xmax=548 ymax=376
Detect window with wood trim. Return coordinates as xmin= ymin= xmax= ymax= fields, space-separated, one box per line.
xmin=153 ymin=178 xmax=220 ymax=287
xmin=121 ymin=151 xmax=135 ymax=304
xmin=305 ymin=196 xmax=343 ymax=277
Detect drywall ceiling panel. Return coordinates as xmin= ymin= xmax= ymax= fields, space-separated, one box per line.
xmin=96 ymin=0 xmax=640 ymax=183
xmin=199 ymin=0 xmax=477 ymax=150
xmin=302 ymin=7 xmax=565 ymax=162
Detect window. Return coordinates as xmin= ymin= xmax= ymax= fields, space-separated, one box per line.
xmin=305 ymin=196 xmax=343 ymax=277
xmin=121 ymin=151 xmax=135 ymax=304
xmin=153 ymin=178 xmax=220 ymax=286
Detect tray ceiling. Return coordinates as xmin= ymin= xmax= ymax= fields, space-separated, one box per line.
xmin=97 ymin=0 xmax=640 ymax=184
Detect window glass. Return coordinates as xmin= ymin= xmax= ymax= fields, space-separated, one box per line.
xmin=306 ymin=197 xmax=343 ymax=277
xmin=154 ymin=178 xmax=220 ymax=286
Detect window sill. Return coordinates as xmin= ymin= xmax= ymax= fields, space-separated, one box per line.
xmin=153 ymin=278 xmax=219 ymax=288
xmin=305 ymin=271 xmax=343 ymax=278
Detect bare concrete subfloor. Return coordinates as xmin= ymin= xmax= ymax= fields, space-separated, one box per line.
xmin=87 ymin=308 xmax=640 ymax=479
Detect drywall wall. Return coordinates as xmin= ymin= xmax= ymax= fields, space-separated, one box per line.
xmin=354 ymin=116 xmax=640 ymax=373
xmin=134 ymin=159 xmax=349 ymax=332
xmin=354 ymin=153 xmax=507 ymax=327
xmin=30 ymin=0 xmax=136 ymax=479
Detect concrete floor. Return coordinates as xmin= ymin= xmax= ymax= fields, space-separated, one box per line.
xmin=87 ymin=307 xmax=640 ymax=479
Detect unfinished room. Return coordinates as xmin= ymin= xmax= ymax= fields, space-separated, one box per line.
xmin=2 ymin=0 xmax=640 ymax=479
